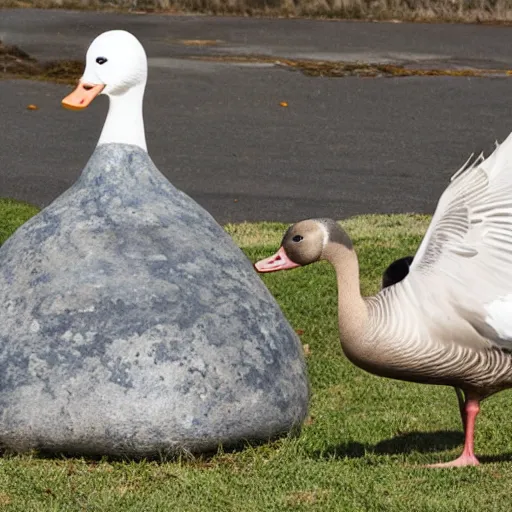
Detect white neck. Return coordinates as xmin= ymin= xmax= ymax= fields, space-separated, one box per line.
xmin=98 ymin=83 xmax=147 ymax=151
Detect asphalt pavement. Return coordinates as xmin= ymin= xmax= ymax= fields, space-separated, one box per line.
xmin=2 ymin=9 xmax=512 ymax=223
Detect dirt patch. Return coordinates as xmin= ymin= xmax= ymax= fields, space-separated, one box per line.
xmin=0 ymin=493 xmax=11 ymax=506
xmin=0 ymin=40 xmax=83 ymax=84
xmin=192 ymin=55 xmax=512 ymax=78
xmin=2 ymin=39 xmax=511 ymax=85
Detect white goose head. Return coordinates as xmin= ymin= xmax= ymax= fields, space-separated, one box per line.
xmin=62 ymin=30 xmax=148 ymax=151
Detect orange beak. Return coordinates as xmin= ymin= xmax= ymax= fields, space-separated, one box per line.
xmin=61 ymin=82 xmax=105 ymax=111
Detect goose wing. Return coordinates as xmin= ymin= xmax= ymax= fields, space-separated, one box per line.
xmin=408 ymin=133 xmax=512 ymax=348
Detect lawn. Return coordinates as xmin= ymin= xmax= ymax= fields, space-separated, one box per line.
xmin=1 ymin=198 xmax=512 ymax=511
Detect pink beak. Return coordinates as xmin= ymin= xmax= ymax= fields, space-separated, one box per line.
xmin=254 ymin=246 xmax=301 ymax=273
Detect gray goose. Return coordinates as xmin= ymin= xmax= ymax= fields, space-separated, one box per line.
xmin=255 ymin=142 xmax=512 ymax=467
xmin=381 ymin=255 xmax=470 ymax=437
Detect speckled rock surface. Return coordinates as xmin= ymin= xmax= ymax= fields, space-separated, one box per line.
xmin=0 ymin=144 xmax=308 ymax=458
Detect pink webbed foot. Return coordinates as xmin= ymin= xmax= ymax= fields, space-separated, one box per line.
xmin=424 ymin=397 xmax=481 ymax=468
xmin=425 ymin=454 xmax=480 ymax=468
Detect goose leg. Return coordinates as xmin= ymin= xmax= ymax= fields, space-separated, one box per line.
xmin=454 ymin=387 xmax=466 ymax=433
xmin=427 ymin=398 xmax=480 ymax=468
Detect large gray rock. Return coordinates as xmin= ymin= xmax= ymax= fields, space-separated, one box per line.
xmin=0 ymin=143 xmax=308 ymax=458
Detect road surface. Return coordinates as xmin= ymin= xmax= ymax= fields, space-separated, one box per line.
xmin=2 ymin=9 xmax=512 ymax=223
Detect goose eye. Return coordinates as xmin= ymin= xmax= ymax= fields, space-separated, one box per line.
xmin=292 ymin=235 xmax=303 ymax=243
xmin=96 ymin=57 xmax=108 ymax=65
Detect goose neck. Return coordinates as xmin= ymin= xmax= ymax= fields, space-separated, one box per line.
xmin=98 ymin=84 xmax=147 ymax=151
xmin=323 ymin=243 xmax=370 ymax=355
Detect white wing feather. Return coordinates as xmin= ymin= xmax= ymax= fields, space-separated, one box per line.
xmin=408 ymin=132 xmax=512 ymax=349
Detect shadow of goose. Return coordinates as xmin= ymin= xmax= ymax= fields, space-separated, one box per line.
xmin=478 ymin=453 xmax=512 ymax=464
xmin=373 ymin=430 xmax=464 ymax=455
xmin=312 ymin=430 xmax=464 ymax=459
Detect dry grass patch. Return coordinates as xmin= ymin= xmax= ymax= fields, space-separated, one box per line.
xmin=0 ymin=40 xmax=83 ymax=84
xmin=6 ymin=0 xmax=512 ymax=23
xmin=0 ymin=492 xmax=12 ymax=505
xmin=283 ymin=489 xmax=331 ymax=506
xmin=2 ymin=37 xmax=510 ymax=87
xmin=194 ymin=55 xmax=512 ymax=77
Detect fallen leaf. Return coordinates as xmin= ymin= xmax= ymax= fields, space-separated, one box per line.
xmin=280 ymin=101 xmax=288 ymax=107
xmin=27 ymin=104 xmax=38 ymax=110
xmin=303 ymin=344 xmax=311 ymax=356
xmin=295 ymin=329 xmax=305 ymax=336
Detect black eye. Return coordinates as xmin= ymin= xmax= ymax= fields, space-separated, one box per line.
xmin=292 ymin=235 xmax=303 ymax=243
xmin=96 ymin=57 xmax=108 ymax=65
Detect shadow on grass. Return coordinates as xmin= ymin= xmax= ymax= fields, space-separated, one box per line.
xmin=313 ymin=430 xmax=465 ymax=459
xmin=0 ymin=430 xmax=297 ymax=464
xmin=478 ymin=453 xmax=512 ymax=464
xmin=4 ymin=431 xmax=512 ymax=465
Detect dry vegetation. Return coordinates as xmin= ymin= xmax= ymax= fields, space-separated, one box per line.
xmin=194 ymin=54 xmax=512 ymax=77
xmin=2 ymin=38 xmax=510 ymax=84
xmin=0 ymin=40 xmax=83 ymax=84
xmin=3 ymin=0 xmax=512 ymax=23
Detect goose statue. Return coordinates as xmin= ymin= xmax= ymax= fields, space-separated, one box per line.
xmin=255 ymin=144 xmax=512 ymax=467
xmin=0 ymin=30 xmax=308 ymax=457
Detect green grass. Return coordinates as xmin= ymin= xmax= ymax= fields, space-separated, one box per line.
xmin=0 ymin=198 xmax=40 ymax=246
xmin=2 ymin=199 xmax=512 ymax=511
